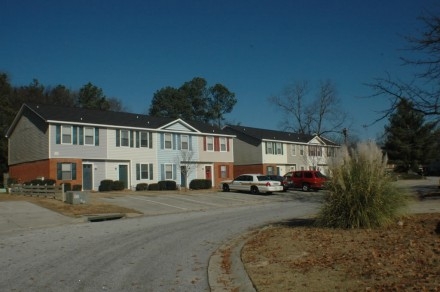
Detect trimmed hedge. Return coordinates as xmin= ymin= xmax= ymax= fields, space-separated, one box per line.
xmin=158 ymin=180 xmax=177 ymax=190
xmin=27 ymin=179 xmax=56 ymax=186
xmin=63 ymin=182 xmax=72 ymax=191
xmin=136 ymin=183 xmax=149 ymax=191
xmin=99 ymin=180 xmax=114 ymax=192
xmin=189 ymin=179 xmax=212 ymax=190
xmin=148 ymin=183 xmax=160 ymax=191
xmin=112 ymin=180 xmax=125 ymax=191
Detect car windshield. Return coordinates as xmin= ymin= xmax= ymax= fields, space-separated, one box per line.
xmin=257 ymin=175 xmax=271 ymax=181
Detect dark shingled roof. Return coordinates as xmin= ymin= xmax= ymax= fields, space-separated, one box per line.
xmin=8 ymin=103 xmax=231 ymax=136
xmin=223 ymin=124 xmax=339 ymax=146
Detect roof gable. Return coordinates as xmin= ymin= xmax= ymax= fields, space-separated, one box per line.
xmin=160 ymin=119 xmax=200 ymax=133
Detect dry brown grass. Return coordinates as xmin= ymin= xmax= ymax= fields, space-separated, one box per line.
xmin=242 ymin=213 xmax=440 ymax=291
xmin=0 ymin=193 xmax=142 ymax=217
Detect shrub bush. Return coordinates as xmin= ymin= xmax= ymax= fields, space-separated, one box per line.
xmin=189 ymin=179 xmax=212 ymax=190
xmin=315 ymin=141 xmax=408 ymax=229
xmin=148 ymin=183 xmax=160 ymax=191
xmin=7 ymin=178 xmax=18 ymax=186
xmin=99 ymin=180 xmax=114 ymax=192
xmin=158 ymin=180 xmax=177 ymax=190
xmin=112 ymin=180 xmax=125 ymax=191
xmin=136 ymin=183 xmax=149 ymax=191
xmin=72 ymin=184 xmax=82 ymax=191
xmin=29 ymin=179 xmax=56 ymax=186
xmin=63 ymin=182 xmax=72 ymax=191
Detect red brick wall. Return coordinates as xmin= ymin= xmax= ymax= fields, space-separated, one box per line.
xmin=233 ymin=164 xmax=264 ymax=177
xmin=213 ymin=162 xmax=234 ymax=187
xmin=233 ymin=164 xmax=281 ymax=177
xmin=9 ymin=160 xmax=51 ymax=183
xmin=9 ymin=158 xmax=83 ymax=185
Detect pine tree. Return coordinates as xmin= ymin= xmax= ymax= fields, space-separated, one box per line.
xmin=383 ymin=99 xmax=437 ymax=172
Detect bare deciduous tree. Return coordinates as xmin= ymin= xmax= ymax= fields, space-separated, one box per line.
xmin=269 ymin=80 xmax=348 ymax=137
xmin=368 ymin=13 xmax=440 ymax=125
xmin=175 ymin=150 xmax=196 ymax=190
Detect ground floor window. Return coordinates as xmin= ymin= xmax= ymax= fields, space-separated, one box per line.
xmin=136 ymin=163 xmax=154 ymax=180
xmin=57 ymin=162 xmax=77 ymax=180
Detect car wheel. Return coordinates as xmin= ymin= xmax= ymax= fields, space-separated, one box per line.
xmin=250 ymin=186 xmax=259 ymax=194
xmin=302 ymin=183 xmax=310 ymax=192
xmin=222 ymin=184 xmax=230 ymax=192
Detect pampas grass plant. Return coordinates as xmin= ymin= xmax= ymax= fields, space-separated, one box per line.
xmin=316 ymin=141 xmax=408 ymax=229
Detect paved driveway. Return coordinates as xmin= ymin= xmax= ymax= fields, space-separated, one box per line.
xmin=98 ymin=190 xmax=325 ymax=216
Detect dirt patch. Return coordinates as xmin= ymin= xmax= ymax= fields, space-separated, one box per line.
xmin=242 ymin=213 xmax=440 ymax=291
xmin=0 ymin=194 xmax=142 ymax=217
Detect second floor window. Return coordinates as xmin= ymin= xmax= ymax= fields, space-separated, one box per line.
xmin=140 ymin=131 xmax=149 ymax=147
xmin=164 ymin=133 xmax=172 ymax=149
xmin=220 ymin=137 xmax=227 ymax=151
xmin=84 ymin=127 xmax=94 ymax=145
xmin=291 ymin=145 xmax=296 ymax=156
xmin=206 ymin=136 xmax=214 ymax=151
xmin=299 ymin=145 xmax=305 ymax=156
xmin=266 ymin=142 xmax=283 ymax=155
xmin=120 ymin=130 xmax=129 ymax=147
xmin=275 ymin=142 xmax=283 ymax=154
xmin=266 ymin=142 xmax=273 ymax=154
xmin=181 ymin=135 xmax=189 ymax=150
xmin=62 ymin=125 xmax=72 ymax=144
xmin=309 ymin=145 xmax=322 ymax=157
xmin=327 ymin=147 xmax=336 ymax=157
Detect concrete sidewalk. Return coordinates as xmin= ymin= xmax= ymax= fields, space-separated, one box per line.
xmin=0 ymin=201 xmax=83 ymax=235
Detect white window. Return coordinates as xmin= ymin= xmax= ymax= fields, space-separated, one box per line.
xmin=141 ymin=164 xmax=149 ymax=179
xmin=164 ymin=133 xmax=172 ymax=149
xmin=291 ymin=145 xmax=296 ymax=156
xmin=266 ymin=166 xmax=274 ymax=175
xmin=61 ymin=125 xmax=72 ymax=144
xmin=84 ymin=127 xmax=94 ymax=145
xmin=275 ymin=143 xmax=283 ymax=155
xmin=140 ymin=131 xmax=149 ymax=147
xmin=220 ymin=137 xmax=227 ymax=152
xmin=206 ymin=136 xmax=214 ymax=151
xmin=181 ymin=135 xmax=189 ymax=150
xmin=299 ymin=145 xmax=305 ymax=156
xmin=121 ymin=130 xmax=129 ymax=147
xmin=165 ymin=164 xmax=173 ymax=180
xmin=220 ymin=165 xmax=228 ymax=178
xmin=327 ymin=147 xmax=336 ymax=157
xmin=61 ymin=163 xmax=72 ymax=180
xmin=309 ymin=145 xmax=322 ymax=157
xmin=266 ymin=142 xmax=273 ymax=154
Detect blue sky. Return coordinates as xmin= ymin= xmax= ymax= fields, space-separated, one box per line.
xmin=1 ymin=0 xmax=438 ymax=141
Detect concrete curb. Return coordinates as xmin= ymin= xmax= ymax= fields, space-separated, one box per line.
xmin=208 ymin=231 xmax=257 ymax=292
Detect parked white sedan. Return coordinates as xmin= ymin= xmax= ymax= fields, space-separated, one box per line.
xmin=221 ymin=174 xmax=284 ymax=194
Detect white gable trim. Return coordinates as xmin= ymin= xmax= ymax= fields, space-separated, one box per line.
xmin=159 ymin=118 xmax=200 ymax=133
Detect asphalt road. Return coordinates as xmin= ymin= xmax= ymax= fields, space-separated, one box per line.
xmin=0 ymin=193 xmax=322 ymax=291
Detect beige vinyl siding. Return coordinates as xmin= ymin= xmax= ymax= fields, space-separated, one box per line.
xmin=232 ymin=138 xmax=262 ymax=165
xmin=8 ymin=115 xmax=49 ymax=165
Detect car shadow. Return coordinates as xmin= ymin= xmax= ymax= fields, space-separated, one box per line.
xmin=272 ymin=190 xmax=326 ymax=203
